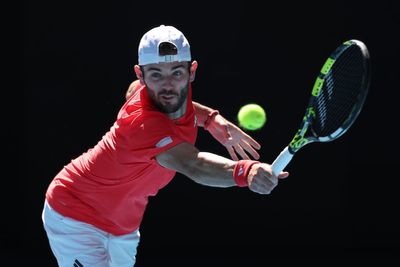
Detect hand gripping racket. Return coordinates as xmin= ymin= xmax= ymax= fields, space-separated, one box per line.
xmin=271 ymin=40 xmax=370 ymax=176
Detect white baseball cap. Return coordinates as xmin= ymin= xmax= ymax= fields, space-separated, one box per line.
xmin=138 ymin=25 xmax=191 ymax=65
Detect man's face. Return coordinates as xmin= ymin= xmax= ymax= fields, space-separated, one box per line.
xmin=141 ymin=61 xmax=191 ymax=114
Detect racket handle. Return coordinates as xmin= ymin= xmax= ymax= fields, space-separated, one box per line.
xmin=271 ymin=146 xmax=294 ymax=176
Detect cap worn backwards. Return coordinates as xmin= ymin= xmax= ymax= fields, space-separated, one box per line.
xmin=138 ymin=25 xmax=191 ymax=65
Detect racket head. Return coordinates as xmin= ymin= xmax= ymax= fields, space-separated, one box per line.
xmin=288 ymin=40 xmax=370 ymax=153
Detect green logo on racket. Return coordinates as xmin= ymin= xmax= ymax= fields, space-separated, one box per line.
xmin=312 ymin=58 xmax=336 ymax=97
xmin=289 ymin=107 xmax=316 ymax=151
xmin=321 ymin=58 xmax=335 ymax=75
xmin=290 ymin=134 xmax=310 ymax=150
xmin=312 ymin=77 xmax=324 ymax=96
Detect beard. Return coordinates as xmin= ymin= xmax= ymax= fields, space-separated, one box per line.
xmin=147 ymin=83 xmax=189 ymax=114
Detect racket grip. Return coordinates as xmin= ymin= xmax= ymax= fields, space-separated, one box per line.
xmin=271 ymin=146 xmax=294 ymax=176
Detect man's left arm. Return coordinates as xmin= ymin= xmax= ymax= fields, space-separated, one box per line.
xmin=193 ymin=101 xmax=261 ymax=161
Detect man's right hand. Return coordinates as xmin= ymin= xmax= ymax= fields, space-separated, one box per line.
xmin=247 ymin=163 xmax=289 ymax=194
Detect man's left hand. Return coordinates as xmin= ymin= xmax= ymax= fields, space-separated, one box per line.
xmin=206 ymin=114 xmax=261 ymax=161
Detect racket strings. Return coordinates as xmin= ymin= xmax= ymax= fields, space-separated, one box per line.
xmin=312 ymin=46 xmax=365 ymax=137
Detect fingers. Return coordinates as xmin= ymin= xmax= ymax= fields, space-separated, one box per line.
xmin=244 ymin=135 xmax=261 ymax=150
xmin=233 ymin=144 xmax=250 ymax=160
xmin=224 ymin=122 xmax=262 ymax=160
xmin=226 ymin=146 xmax=239 ymax=161
xmin=239 ymin=140 xmax=260 ymax=160
xmin=250 ymin=175 xmax=277 ymax=195
xmin=278 ymin=171 xmax=289 ymax=179
xmin=248 ymin=166 xmax=287 ymax=195
xmin=226 ymin=142 xmax=260 ymax=161
xmin=234 ymin=124 xmax=261 ymax=150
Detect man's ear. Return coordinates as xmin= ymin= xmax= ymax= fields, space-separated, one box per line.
xmin=134 ymin=65 xmax=145 ymax=84
xmin=189 ymin=61 xmax=198 ymax=82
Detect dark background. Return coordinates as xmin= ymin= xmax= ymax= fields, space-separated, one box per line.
xmin=15 ymin=0 xmax=400 ymax=265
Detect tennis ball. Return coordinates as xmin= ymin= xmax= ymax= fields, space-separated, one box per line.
xmin=237 ymin=103 xmax=267 ymax=130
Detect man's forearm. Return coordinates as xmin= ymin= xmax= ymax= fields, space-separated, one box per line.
xmin=187 ymin=151 xmax=237 ymax=187
xmin=156 ymin=143 xmax=237 ymax=187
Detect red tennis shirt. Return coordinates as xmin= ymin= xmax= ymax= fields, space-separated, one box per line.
xmin=46 ymin=83 xmax=198 ymax=235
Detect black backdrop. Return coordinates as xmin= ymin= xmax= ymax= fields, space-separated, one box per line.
xmin=17 ymin=0 xmax=400 ymax=265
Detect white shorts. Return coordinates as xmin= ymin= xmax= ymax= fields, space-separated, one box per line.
xmin=42 ymin=200 xmax=140 ymax=267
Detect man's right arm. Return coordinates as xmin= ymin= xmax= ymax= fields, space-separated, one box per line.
xmin=155 ymin=142 xmax=289 ymax=194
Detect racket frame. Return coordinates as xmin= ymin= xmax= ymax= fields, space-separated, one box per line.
xmin=271 ymin=39 xmax=370 ymax=176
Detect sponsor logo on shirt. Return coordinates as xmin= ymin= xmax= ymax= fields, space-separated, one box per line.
xmin=156 ymin=136 xmax=173 ymax=148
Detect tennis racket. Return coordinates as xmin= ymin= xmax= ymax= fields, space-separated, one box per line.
xmin=271 ymin=39 xmax=370 ymax=176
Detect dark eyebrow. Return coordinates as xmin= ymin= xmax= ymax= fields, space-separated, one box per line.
xmin=146 ymin=64 xmax=187 ymax=72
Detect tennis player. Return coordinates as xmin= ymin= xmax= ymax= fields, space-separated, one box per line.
xmin=42 ymin=25 xmax=289 ymax=267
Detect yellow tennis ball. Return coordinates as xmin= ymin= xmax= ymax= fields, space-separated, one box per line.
xmin=237 ymin=103 xmax=267 ymax=130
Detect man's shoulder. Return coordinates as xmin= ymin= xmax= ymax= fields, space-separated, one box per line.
xmin=125 ymin=80 xmax=142 ymax=100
